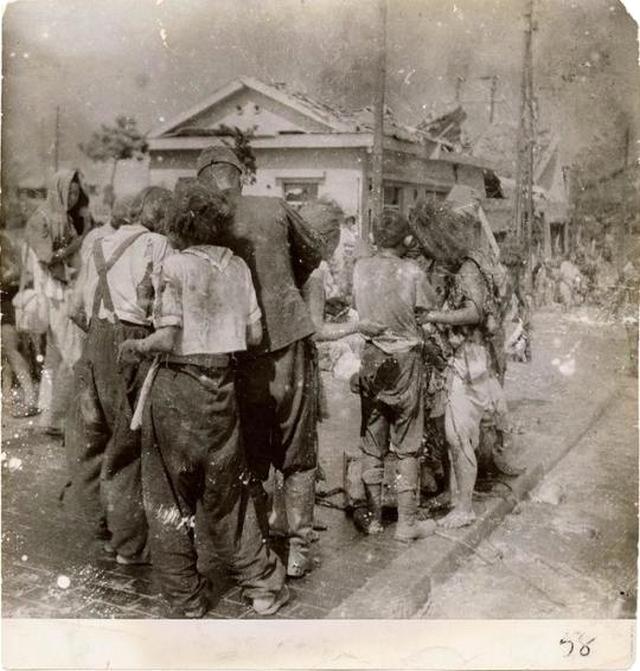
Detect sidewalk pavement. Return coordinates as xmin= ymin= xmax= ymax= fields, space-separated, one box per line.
xmin=1 ymin=308 xmax=632 ymax=618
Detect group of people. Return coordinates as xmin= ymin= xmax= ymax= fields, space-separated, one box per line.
xmin=2 ymin=146 xmax=536 ymax=618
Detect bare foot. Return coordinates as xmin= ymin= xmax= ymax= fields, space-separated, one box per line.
xmin=437 ymin=509 xmax=476 ymax=529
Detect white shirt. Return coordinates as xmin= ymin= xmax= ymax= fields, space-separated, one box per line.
xmin=154 ymin=245 xmax=261 ymax=355
xmin=80 ymin=223 xmax=172 ymax=325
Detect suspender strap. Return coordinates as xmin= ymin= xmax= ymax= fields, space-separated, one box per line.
xmin=91 ymin=231 xmax=147 ymax=320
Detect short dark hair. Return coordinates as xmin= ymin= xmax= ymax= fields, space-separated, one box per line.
xmin=167 ymin=182 xmax=233 ymax=248
xmin=130 ymin=186 xmax=173 ymax=233
xmin=374 ymin=209 xmax=410 ymax=249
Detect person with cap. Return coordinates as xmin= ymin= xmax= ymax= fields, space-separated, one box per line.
xmin=119 ymin=183 xmax=288 ymax=618
xmin=351 ymin=209 xmax=439 ymax=541
xmin=66 ymin=187 xmax=173 ymax=564
xmin=196 ymin=145 xmax=326 ymax=578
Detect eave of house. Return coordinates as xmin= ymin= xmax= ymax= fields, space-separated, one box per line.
xmin=148 ymin=133 xmax=494 ymax=172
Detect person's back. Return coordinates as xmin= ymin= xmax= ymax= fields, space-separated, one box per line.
xmin=354 ymin=254 xmax=430 ymax=353
xmin=80 ymin=223 xmax=170 ymax=326
xmin=353 ymin=210 xmax=436 ymax=542
xmin=156 ymin=245 xmax=259 ymax=356
xmin=219 ymin=195 xmax=319 ymax=352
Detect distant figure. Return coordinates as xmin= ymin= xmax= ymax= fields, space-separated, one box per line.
xmin=25 ymin=169 xmax=92 ymax=436
xmin=329 ymin=213 xmax=358 ymax=298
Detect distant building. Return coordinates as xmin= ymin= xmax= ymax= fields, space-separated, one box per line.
xmin=147 ymin=77 xmax=502 ymax=231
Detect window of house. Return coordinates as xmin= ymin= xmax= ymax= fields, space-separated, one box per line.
xmin=282 ymin=182 xmax=319 ymax=208
xmin=383 ymin=185 xmax=402 ymax=209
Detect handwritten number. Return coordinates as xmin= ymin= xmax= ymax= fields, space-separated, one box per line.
xmin=560 ymin=638 xmax=574 ymax=657
xmin=580 ymin=638 xmax=595 ymax=657
xmin=560 ymin=635 xmax=594 ymax=657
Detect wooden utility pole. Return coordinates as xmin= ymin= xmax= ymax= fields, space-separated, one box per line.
xmin=513 ymin=0 xmax=536 ymax=258
xmin=480 ymin=75 xmax=499 ymax=123
xmin=53 ymin=106 xmax=60 ymax=172
xmin=367 ymin=0 xmax=386 ymax=245
xmin=455 ymin=75 xmax=465 ymax=104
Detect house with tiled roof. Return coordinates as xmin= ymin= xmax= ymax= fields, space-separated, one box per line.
xmin=147 ymin=76 xmax=500 ymax=228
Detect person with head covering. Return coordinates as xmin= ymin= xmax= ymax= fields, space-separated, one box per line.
xmin=118 ymin=183 xmax=288 ymax=617
xmin=25 ymin=169 xmax=93 ymax=435
xmin=351 ymin=209 xmax=439 ymax=541
xmin=196 ymin=145 xmax=327 ymax=578
xmin=408 ymin=199 xmax=522 ymax=529
xmin=65 ymin=186 xmax=173 ymax=564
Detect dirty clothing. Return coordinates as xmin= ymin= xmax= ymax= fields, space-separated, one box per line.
xmin=70 ymin=318 xmax=151 ymax=556
xmin=442 ymin=260 xmax=512 ymax=501
xmin=74 ymin=223 xmax=171 ymax=326
xmin=27 ymin=171 xmax=92 ymax=422
xmin=359 ymin=343 xmax=425 ymax=464
xmin=235 ymin=337 xmax=319 ymax=481
xmin=444 ymin=342 xmax=509 ymax=472
xmin=66 ymin=229 xmax=170 ymax=555
xmin=142 ymin=243 xmax=283 ymax=611
xmin=153 ymin=246 xmax=260 ymax=354
xmin=353 ymin=254 xmax=435 ymax=354
xmin=142 ymin=363 xmax=285 ymax=612
xmin=218 ymin=196 xmax=325 ymax=354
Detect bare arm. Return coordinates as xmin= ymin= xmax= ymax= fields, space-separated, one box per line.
xmin=246 ymin=320 xmax=263 ymax=347
xmin=118 ymin=326 xmax=178 ymax=363
xmin=419 ymin=302 xmax=481 ymax=326
xmin=304 ymin=272 xmax=384 ymax=341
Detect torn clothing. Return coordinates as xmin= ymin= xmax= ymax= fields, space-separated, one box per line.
xmin=358 ymin=343 xmax=424 ymax=462
xmin=142 ymin=364 xmax=285 ymax=612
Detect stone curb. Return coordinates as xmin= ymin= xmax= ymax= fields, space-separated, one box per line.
xmin=326 ymin=383 xmax=622 ymax=619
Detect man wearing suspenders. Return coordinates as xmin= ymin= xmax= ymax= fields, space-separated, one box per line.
xmin=68 ymin=194 xmax=172 ymax=564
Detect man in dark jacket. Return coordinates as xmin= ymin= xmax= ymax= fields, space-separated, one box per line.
xmin=196 ymin=146 xmax=325 ymax=578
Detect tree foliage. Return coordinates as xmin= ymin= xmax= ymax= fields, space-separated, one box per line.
xmin=213 ymin=124 xmax=257 ymax=185
xmin=79 ymin=115 xmax=148 ymax=186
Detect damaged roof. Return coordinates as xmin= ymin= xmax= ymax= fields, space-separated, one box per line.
xmin=150 ymin=76 xmax=453 ymax=148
